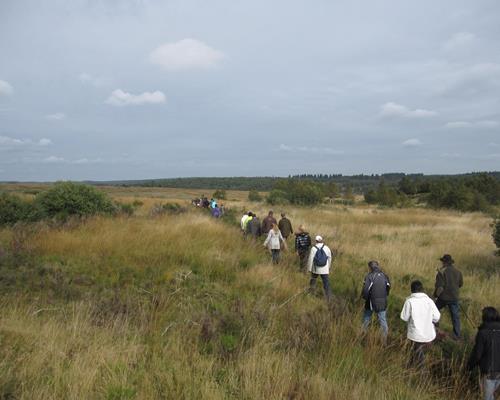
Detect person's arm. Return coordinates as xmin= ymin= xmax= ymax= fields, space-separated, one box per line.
xmin=459 ymin=271 xmax=463 ymax=288
xmin=400 ymin=300 xmax=411 ymax=322
xmin=434 ymin=271 xmax=444 ymax=298
xmin=289 ymin=221 xmax=293 ymax=234
xmin=386 ymin=274 xmax=391 ymax=295
xmin=263 ymin=231 xmax=271 ymax=247
xmin=307 ymin=247 xmax=315 ymax=272
xmin=361 ymin=275 xmax=371 ymax=300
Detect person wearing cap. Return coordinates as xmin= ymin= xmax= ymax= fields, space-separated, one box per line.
xmin=278 ymin=212 xmax=293 ymax=240
xmin=307 ymin=235 xmax=333 ymax=302
xmin=295 ymin=225 xmax=312 ymax=272
xmin=361 ymin=261 xmax=391 ymax=339
xmin=261 ymin=211 xmax=277 ymax=236
xmin=400 ymin=280 xmax=441 ymax=368
xmin=433 ymin=254 xmax=463 ymax=339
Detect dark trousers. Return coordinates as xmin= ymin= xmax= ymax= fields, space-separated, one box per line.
xmin=298 ymin=250 xmax=309 ymax=271
xmin=271 ymin=249 xmax=280 ymax=264
xmin=309 ymin=273 xmax=332 ymax=302
xmin=435 ymin=299 xmax=461 ymax=338
xmin=409 ymin=341 xmax=429 ymax=368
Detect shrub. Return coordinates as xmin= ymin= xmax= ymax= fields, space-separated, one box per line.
xmin=248 ymin=190 xmax=263 ymax=202
xmin=266 ymin=189 xmax=289 ymax=205
xmin=213 ymin=189 xmax=227 ymax=200
xmin=273 ymin=180 xmax=324 ymax=205
xmin=493 ymin=219 xmax=500 ymax=255
xmin=34 ymin=182 xmax=115 ymax=219
xmin=0 ymin=192 xmax=42 ymax=226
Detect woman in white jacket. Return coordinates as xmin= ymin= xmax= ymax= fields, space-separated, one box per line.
xmin=263 ymin=223 xmax=285 ymax=264
xmin=400 ymin=280 xmax=441 ymax=367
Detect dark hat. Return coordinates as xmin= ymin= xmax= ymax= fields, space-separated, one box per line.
xmin=439 ymin=254 xmax=454 ymax=264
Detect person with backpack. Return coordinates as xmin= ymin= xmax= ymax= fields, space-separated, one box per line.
xmin=400 ymin=280 xmax=441 ymax=368
xmin=307 ymin=235 xmax=333 ymax=302
xmin=263 ymin=223 xmax=285 ymax=264
xmin=278 ymin=213 xmax=293 ymax=240
xmin=246 ymin=213 xmax=262 ymax=241
xmin=433 ymin=254 xmax=463 ymax=339
xmin=361 ymin=261 xmax=391 ymax=339
xmin=295 ymin=225 xmax=312 ymax=272
xmin=468 ymin=306 xmax=500 ymax=400
xmin=261 ymin=210 xmax=277 ymax=236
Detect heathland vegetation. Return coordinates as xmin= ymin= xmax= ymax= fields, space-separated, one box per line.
xmin=0 ymin=182 xmax=499 ymax=399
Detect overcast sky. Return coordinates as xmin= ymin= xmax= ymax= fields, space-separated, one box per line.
xmin=1 ymin=0 xmax=499 ymax=181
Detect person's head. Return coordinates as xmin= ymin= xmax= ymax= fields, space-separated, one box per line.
xmin=298 ymin=225 xmax=306 ymax=233
xmin=440 ymin=254 xmax=454 ymax=265
xmin=482 ymin=307 xmax=500 ymax=323
xmin=411 ymin=280 xmax=424 ymax=293
xmin=368 ymin=260 xmax=380 ymax=271
xmin=272 ymin=223 xmax=279 ymax=232
xmin=281 ymin=212 xmax=286 ymax=218
xmin=247 ymin=211 xmax=253 ymax=216
xmin=268 ymin=210 xmax=274 ymax=216
xmin=315 ymin=235 xmax=323 ymax=243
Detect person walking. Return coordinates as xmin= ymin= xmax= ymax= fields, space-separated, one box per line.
xmin=241 ymin=211 xmax=252 ymax=232
xmin=307 ymin=236 xmax=333 ymax=302
xmin=295 ymin=225 xmax=312 ymax=272
xmin=400 ymin=280 xmax=441 ymax=368
xmin=434 ymin=254 xmax=463 ymax=339
xmin=263 ymin=223 xmax=285 ymax=264
xmin=278 ymin=213 xmax=293 ymax=240
xmin=261 ymin=210 xmax=277 ymax=236
xmin=246 ymin=213 xmax=262 ymax=241
xmin=468 ymin=306 xmax=500 ymax=400
xmin=361 ymin=261 xmax=391 ymax=339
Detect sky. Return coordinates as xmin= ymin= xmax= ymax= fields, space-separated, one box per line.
xmin=1 ymin=0 xmax=499 ymax=181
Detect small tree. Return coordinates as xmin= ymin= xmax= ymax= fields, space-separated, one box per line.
xmin=0 ymin=192 xmax=42 ymax=225
xmin=266 ymin=190 xmax=289 ymax=205
xmin=213 ymin=189 xmax=227 ymax=200
xmin=343 ymin=185 xmax=355 ymax=202
xmin=248 ymin=190 xmax=263 ymax=202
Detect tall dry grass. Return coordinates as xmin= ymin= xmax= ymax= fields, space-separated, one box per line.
xmin=0 ymin=193 xmax=497 ymax=399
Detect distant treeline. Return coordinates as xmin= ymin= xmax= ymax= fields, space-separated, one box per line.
xmin=90 ymin=171 xmax=500 ymax=194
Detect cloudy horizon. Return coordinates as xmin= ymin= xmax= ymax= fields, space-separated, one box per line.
xmin=1 ymin=0 xmax=499 ymax=181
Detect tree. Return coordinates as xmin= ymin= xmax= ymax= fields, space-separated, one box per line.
xmin=343 ymin=185 xmax=355 ymax=202
xmin=212 ymin=189 xmax=227 ymax=200
xmin=248 ymin=190 xmax=263 ymax=202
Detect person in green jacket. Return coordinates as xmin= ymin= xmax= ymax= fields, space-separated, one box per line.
xmin=278 ymin=213 xmax=293 ymax=240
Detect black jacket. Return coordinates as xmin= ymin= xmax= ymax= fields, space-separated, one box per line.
xmin=246 ymin=217 xmax=262 ymax=237
xmin=295 ymin=232 xmax=311 ymax=253
xmin=468 ymin=321 xmax=500 ymax=376
xmin=361 ymin=268 xmax=391 ymax=312
xmin=434 ymin=264 xmax=463 ymax=302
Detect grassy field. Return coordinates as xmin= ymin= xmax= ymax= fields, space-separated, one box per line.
xmin=0 ymin=185 xmax=498 ymax=399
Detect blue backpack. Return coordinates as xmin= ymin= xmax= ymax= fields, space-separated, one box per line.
xmin=313 ymin=245 xmax=328 ymax=267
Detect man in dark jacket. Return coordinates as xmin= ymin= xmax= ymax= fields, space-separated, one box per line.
xmin=434 ymin=254 xmax=463 ymax=338
xmin=294 ymin=225 xmax=311 ymax=272
xmin=361 ymin=261 xmax=391 ymax=338
xmin=261 ymin=211 xmax=277 ymax=235
xmin=246 ymin=213 xmax=261 ymax=240
xmin=278 ymin=213 xmax=293 ymax=239
xmin=468 ymin=307 xmax=500 ymax=400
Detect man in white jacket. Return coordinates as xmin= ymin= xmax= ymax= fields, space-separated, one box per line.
xmin=400 ymin=280 xmax=441 ymax=367
xmin=307 ymin=236 xmax=333 ymax=302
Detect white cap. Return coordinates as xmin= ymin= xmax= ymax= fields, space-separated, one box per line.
xmin=315 ymin=235 xmax=323 ymax=242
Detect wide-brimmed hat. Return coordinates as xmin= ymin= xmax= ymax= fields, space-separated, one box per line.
xmin=439 ymin=254 xmax=454 ymax=264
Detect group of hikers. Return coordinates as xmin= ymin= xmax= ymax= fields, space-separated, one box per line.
xmin=240 ymin=209 xmax=500 ymax=400
xmin=192 ymin=195 xmax=225 ymax=218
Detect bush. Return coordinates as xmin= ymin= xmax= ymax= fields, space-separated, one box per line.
xmin=248 ymin=190 xmax=263 ymax=202
xmin=273 ymin=180 xmax=324 ymax=205
xmin=213 ymin=189 xmax=227 ymax=200
xmin=493 ymin=219 xmax=500 ymax=255
xmin=0 ymin=192 xmax=42 ymax=226
xmin=35 ymin=182 xmax=115 ymax=219
xmin=266 ymin=190 xmax=289 ymax=205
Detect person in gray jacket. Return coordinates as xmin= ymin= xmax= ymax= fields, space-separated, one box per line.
xmin=246 ymin=213 xmax=262 ymax=240
xmin=434 ymin=254 xmax=463 ymax=339
xmin=361 ymin=260 xmax=391 ymax=338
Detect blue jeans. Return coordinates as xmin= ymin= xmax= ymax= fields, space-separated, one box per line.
xmin=362 ymin=309 xmax=388 ymax=337
xmin=484 ymin=377 xmax=500 ymax=400
xmin=309 ymin=273 xmax=332 ymax=302
xmin=436 ymin=299 xmax=461 ymax=338
xmin=271 ymin=249 xmax=280 ymax=264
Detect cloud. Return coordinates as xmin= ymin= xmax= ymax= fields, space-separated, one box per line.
xmin=105 ymin=89 xmax=166 ymax=106
xmin=0 ymin=135 xmax=52 ymax=147
xmin=441 ymin=152 xmax=462 ymax=158
xmin=439 ymin=63 xmax=500 ymax=96
xmin=380 ymin=102 xmax=437 ymax=118
xmin=0 ymin=80 xmax=13 ymax=95
xmin=78 ymin=72 xmax=111 ymax=87
xmin=442 ymin=32 xmax=476 ymax=51
xmin=279 ymin=144 xmax=344 ymax=155
xmin=43 ymin=155 xmax=65 ymax=163
xmin=45 ymin=112 xmax=66 ymax=121
xmin=72 ymin=157 xmax=102 ymax=164
xmin=150 ymin=38 xmax=225 ymax=70
xmin=445 ymin=120 xmax=498 ymax=129
xmin=402 ymin=138 xmax=422 ymax=147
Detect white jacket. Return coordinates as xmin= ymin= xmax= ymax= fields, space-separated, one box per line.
xmin=400 ymin=292 xmax=441 ymax=343
xmin=264 ymin=229 xmax=284 ymax=250
xmin=307 ymin=244 xmax=332 ymax=275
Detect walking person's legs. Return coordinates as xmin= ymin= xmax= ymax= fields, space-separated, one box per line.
xmin=409 ymin=341 xmax=426 ymax=368
xmin=309 ymin=273 xmax=318 ymax=292
xmin=376 ymin=310 xmax=389 ymax=338
xmin=448 ymin=302 xmax=461 ymax=338
xmin=298 ymin=251 xmax=308 ymax=272
xmin=362 ymin=309 xmax=373 ymax=332
xmin=319 ymin=274 xmax=332 ymax=302
xmin=483 ymin=377 xmax=500 ymax=400
xmin=271 ymin=249 xmax=280 ymax=264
